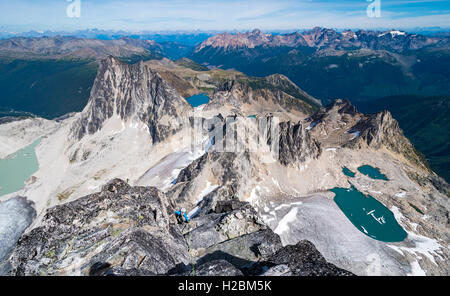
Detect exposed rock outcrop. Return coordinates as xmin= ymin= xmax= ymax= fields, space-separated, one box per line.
xmin=8 ymin=179 xmax=189 ymax=276
xmin=2 ymin=54 xmax=448 ymax=277
xmin=278 ymin=121 xmax=321 ymax=167
xmin=5 ymin=179 xmax=352 ymax=276
xmin=309 ymin=99 xmax=429 ymax=171
xmin=307 ymin=99 xmax=360 ymax=139
xmin=259 ymin=240 xmax=354 ymax=276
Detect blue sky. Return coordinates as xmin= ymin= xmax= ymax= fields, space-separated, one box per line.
xmin=1 ymin=0 xmax=450 ymax=32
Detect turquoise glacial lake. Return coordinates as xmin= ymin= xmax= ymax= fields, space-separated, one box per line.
xmin=358 ymin=165 xmax=389 ymax=180
xmin=0 ymin=139 xmax=40 ymax=197
xmin=331 ymin=186 xmax=407 ymax=242
xmin=342 ymin=167 xmax=356 ymax=177
xmin=185 ymin=93 xmax=210 ymax=107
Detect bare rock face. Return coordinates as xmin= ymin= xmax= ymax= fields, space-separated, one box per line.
xmin=310 ymin=99 xmax=359 ymax=122
xmin=194 ymin=229 xmax=284 ymax=273
xmin=195 ymin=27 xmax=448 ymax=54
xmin=346 ymin=110 xmax=428 ymax=169
xmin=6 ymin=178 xmax=353 ymax=276
xmin=278 ymin=121 xmax=322 ymax=167
xmin=184 ymin=201 xmax=268 ymax=253
xmin=309 ymin=99 xmax=429 ymax=171
xmin=8 ymin=179 xmax=190 ymax=276
xmin=215 ymin=203 xmax=266 ymax=240
xmin=70 ymin=56 xmax=191 ymax=142
xmin=170 ymin=151 xmax=253 ymax=205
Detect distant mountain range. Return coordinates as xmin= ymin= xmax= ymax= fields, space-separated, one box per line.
xmin=190 ymin=27 xmax=450 ymax=103
xmin=0 ymin=36 xmax=189 ymax=60
xmin=0 ymin=29 xmax=216 ymax=46
xmin=195 ymin=27 xmax=450 ymax=53
xmin=2 ymin=27 xmax=449 ymax=39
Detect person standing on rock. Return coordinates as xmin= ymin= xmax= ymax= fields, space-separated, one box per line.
xmin=174 ymin=208 xmax=190 ymax=224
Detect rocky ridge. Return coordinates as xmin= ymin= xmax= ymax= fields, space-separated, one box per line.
xmin=6 ymin=179 xmax=353 ymax=276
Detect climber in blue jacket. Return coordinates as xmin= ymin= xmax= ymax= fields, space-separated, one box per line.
xmin=174 ymin=208 xmax=190 ymax=224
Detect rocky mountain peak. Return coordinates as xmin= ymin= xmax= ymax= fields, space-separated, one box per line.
xmin=70 ymin=56 xmax=191 ymax=142
xmin=251 ymin=29 xmax=263 ymax=36
xmin=346 ymin=109 xmax=428 ymax=169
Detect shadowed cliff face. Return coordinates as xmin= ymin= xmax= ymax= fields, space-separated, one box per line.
xmin=70 ymin=56 xmax=191 ymax=142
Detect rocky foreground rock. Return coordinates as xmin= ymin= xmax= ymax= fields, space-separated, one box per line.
xmin=6 ymin=179 xmax=353 ymax=276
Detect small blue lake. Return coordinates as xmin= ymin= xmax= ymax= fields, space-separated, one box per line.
xmin=342 ymin=167 xmax=356 ymax=177
xmin=247 ymin=115 xmax=257 ymax=119
xmin=331 ymin=185 xmax=407 ymax=242
xmin=185 ymin=93 xmax=210 ymax=107
xmin=0 ymin=139 xmax=40 ymax=197
xmin=358 ymin=165 xmax=389 ymax=180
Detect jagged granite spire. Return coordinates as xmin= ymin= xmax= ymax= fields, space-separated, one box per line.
xmin=346 ymin=109 xmax=429 ymax=170
xmin=70 ymin=56 xmax=191 ymax=142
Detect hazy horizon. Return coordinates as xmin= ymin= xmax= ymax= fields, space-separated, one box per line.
xmin=2 ymin=26 xmax=450 ymax=34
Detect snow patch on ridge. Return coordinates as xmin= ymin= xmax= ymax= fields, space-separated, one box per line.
xmin=388 ymin=206 xmax=444 ymax=265
xmin=274 ymin=207 xmax=298 ymax=235
xmin=196 ymin=181 xmax=219 ymax=203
